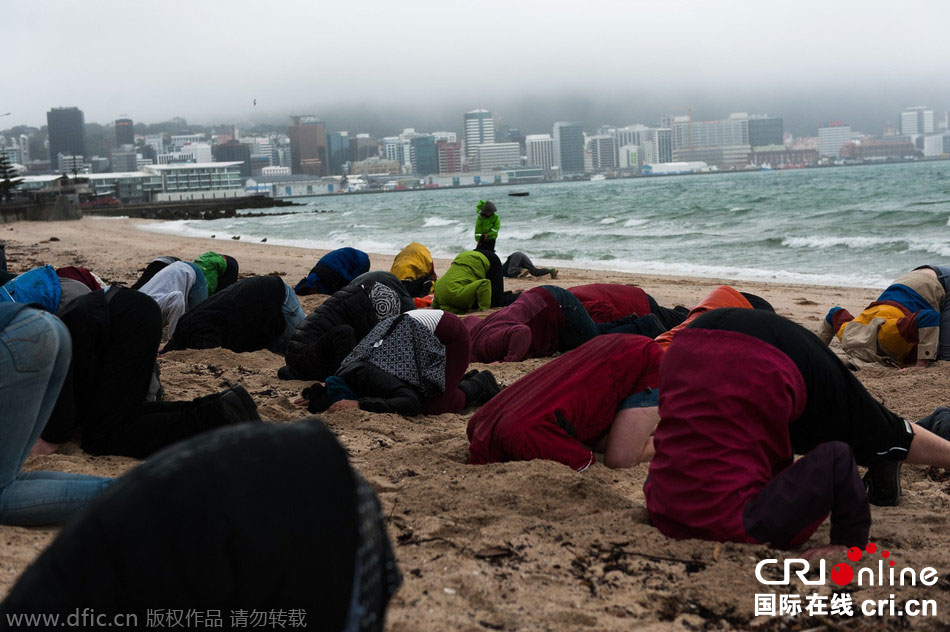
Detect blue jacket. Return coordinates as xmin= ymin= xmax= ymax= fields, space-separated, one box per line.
xmin=295 ymin=248 xmax=370 ymax=295
xmin=0 ymin=265 xmax=62 ymax=313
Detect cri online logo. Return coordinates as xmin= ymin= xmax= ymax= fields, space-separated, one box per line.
xmin=755 ymin=542 xmax=940 ymax=588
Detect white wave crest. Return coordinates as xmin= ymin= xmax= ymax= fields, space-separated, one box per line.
xmin=599 ymin=217 xmax=619 ymax=224
xmin=623 ymin=218 xmax=649 ymax=228
xmin=423 ymin=216 xmax=456 ymax=227
xmin=782 ymin=235 xmax=904 ymax=250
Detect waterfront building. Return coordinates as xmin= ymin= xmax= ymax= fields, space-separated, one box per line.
xmin=671 ymin=112 xmax=749 ymax=150
xmin=553 ymin=122 xmax=585 ymax=176
xmin=900 ymin=107 xmax=935 ymax=136
xmin=326 ymin=131 xmax=350 ymax=175
xmin=349 ymin=134 xmax=378 ymax=162
xmin=47 ymin=107 xmax=85 ymax=171
xmin=475 ymin=142 xmax=520 ymax=172
xmin=748 ymin=116 xmax=784 ymax=147
xmin=464 ymin=109 xmax=494 ymax=160
xmin=525 ymin=134 xmax=555 ymax=177
xmin=818 ymin=123 xmax=853 ymax=157
xmin=436 ymin=140 xmax=462 ymax=174
xmin=587 ymin=135 xmax=617 ymax=171
xmin=618 ymin=144 xmax=639 ymax=169
xmin=673 ymin=145 xmax=752 ymax=169
xmin=410 ymin=135 xmax=438 ymax=175
xmin=145 ymin=162 xmax=244 ymax=201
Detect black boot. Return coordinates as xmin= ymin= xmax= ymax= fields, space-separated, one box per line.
xmin=864 ymin=460 xmax=902 ymax=506
xmin=215 ymin=384 xmax=261 ymax=422
xmin=460 ymin=370 xmax=502 ymax=407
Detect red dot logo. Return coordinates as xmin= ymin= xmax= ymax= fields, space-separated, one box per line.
xmin=831 ymin=562 xmax=854 ymax=586
xmin=847 ymin=547 xmax=863 ymax=562
xmin=882 ymin=550 xmax=890 ymax=558
xmin=866 ymin=542 xmax=877 ymax=554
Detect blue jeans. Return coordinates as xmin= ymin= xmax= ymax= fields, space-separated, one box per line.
xmin=922 ymin=265 xmax=950 ymax=360
xmin=0 ymin=309 xmax=112 ymax=525
xmin=268 ymin=283 xmax=307 ymax=354
xmin=538 ymin=285 xmax=600 ymax=351
xmin=185 ymin=262 xmax=209 ymax=312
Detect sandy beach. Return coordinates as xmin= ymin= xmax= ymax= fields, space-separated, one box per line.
xmin=2 ymin=216 xmax=949 ymax=630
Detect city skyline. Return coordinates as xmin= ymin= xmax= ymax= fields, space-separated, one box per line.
xmin=3 ymin=1 xmax=950 ymax=136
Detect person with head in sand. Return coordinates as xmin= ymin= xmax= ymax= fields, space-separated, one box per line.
xmin=645 ymin=308 xmax=871 ymax=559
xmin=568 ymin=283 xmax=689 ymax=330
xmin=820 ymin=264 xmax=949 ymax=367
xmin=665 ymin=307 xmax=950 ymax=508
xmin=0 ymin=419 xmax=402 ymax=630
xmin=391 ymin=241 xmax=438 ymax=298
xmin=0 ymin=303 xmax=112 ymax=526
xmin=652 ymin=285 xmax=774 ymax=350
xmin=502 ymin=251 xmax=557 ymax=280
xmin=474 ymin=200 xmax=500 ymax=252
xmin=467 ymin=334 xmax=663 ymax=470
xmin=294 ymin=247 xmax=370 ymax=296
xmin=33 ymin=287 xmax=260 ymax=460
xmin=298 ymin=310 xmax=500 ymax=416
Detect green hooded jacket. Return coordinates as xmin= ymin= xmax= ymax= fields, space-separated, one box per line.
xmin=194 ymin=251 xmax=227 ymax=294
xmin=475 ymin=213 xmax=500 ymax=242
xmin=432 ymin=251 xmax=492 ymax=314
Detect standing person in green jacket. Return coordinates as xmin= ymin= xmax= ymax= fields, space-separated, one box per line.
xmin=475 ymin=200 xmax=500 ymax=252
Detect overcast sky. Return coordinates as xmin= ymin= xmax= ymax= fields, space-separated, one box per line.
xmin=3 ymin=0 xmax=950 ymax=136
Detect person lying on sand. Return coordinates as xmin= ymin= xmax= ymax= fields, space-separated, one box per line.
xmin=644 ymin=314 xmax=870 ymax=559
xmin=653 ymin=285 xmax=774 ymax=350
xmin=297 ymin=311 xmax=500 ymax=416
xmin=464 ymin=286 xmax=667 ymax=363
xmin=295 ymin=247 xmax=370 ymax=296
xmin=163 ymin=275 xmax=305 ymax=354
xmin=432 ymin=250 xmax=516 ymax=314
xmin=0 ymin=304 xmax=111 ymax=525
xmin=568 ymin=283 xmax=688 ymax=329
xmin=675 ymin=307 xmax=950 ymax=507
xmin=36 ymin=287 xmax=260 ymax=459
xmin=193 ymin=251 xmax=239 ymax=295
xmin=136 ymin=260 xmax=208 ymax=337
xmin=391 ymin=241 xmax=438 ymax=298
xmin=502 ymin=251 xmax=557 ymax=280
xmin=0 ymin=419 xmax=401 ymax=630
xmin=280 ymin=276 xmax=407 ymax=381
xmin=467 ymin=334 xmax=663 ymax=470
xmin=819 ymin=265 xmax=950 ymax=367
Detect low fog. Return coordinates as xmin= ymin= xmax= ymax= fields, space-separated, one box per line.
xmin=3 ymin=0 xmax=949 ymax=136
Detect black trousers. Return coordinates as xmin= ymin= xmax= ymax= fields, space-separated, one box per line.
xmin=44 ymin=289 xmax=247 ymax=459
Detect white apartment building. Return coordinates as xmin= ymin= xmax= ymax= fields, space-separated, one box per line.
xmin=464 ymin=109 xmax=495 ymax=160
xmin=818 ymin=124 xmax=853 ymax=158
xmin=525 ymin=134 xmax=555 ymax=176
xmin=475 ymin=142 xmax=520 ymax=171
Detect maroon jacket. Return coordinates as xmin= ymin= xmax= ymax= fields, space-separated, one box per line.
xmin=568 ymin=284 xmax=650 ymax=323
xmin=467 ymin=334 xmax=662 ymax=470
xmin=56 ymin=266 xmax=101 ymax=291
xmin=463 ymin=287 xmax=564 ymax=362
xmin=645 ymin=328 xmax=807 ymax=543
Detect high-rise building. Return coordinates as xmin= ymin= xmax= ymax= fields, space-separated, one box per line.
xmin=670 ymin=112 xmax=749 ymax=150
xmin=47 ymin=107 xmax=86 ymax=171
xmin=17 ymin=134 xmax=30 ymax=164
xmin=652 ymin=128 xmax=673 ymax=163
xmin=464 ymin=109 xmax=494 ymax=160
xmin=110 ymin=145 xmax=138 ymax=172
xmin=145 ymin=134 xmax=164 ymax=157
xmin=213 ymin=141 xmax=252 ymax=177
xmin=818 ymin=123 xmax=853 ymax=157
xmin=618 ymin=145 xmax=639 ymax=169
xmin=748 ymin=116 xmax=784 ymax=147
xmin=349 ymin=134 xmax=378 ymax=162
xmin=288 ymin=115 xmax=327 ymax=176
xmin=525 ymin=134 xmax=555 ymax=177
xmin=436 ymin=140 xmax=462 ymax=174
xmin=410 ymin=135 xmax=438 ymax=175
xmin=900 ymin=107 xmax=935 ymax=136
xmin=587 ymin=135 xmax=617 ymax=171
xmin=381 ymin=137 xmax=402 ymax=163
xmin=326 ymin=131 xmax=350 ymax=175
xmin=115 ymin=118 xmax=134 ymax=146
xmin=475 ymin=142 xmax=520 ymax=171
xmin=553 ymin=122 xmax=585 ymax=176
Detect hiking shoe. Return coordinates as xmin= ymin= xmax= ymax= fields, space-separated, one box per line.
xmin=864 ymin=460 xmax=902 ymax=506
xmin=520 ymin=269 xmax=531 ymax=278
xmin=463 ymin=369 xmax=480 ymax=381
xmin=218 ymin=384 xmax=261 ymax=422
xmin=550 ymin=269 xmax=558 ymax=280
xmin=471 ymin=370 xmax=501 ymax=404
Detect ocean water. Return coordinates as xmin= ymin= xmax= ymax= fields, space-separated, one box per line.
xmin=140 ymin=160 xmax=950 ymax=289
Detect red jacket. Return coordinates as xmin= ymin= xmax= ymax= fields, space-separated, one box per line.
xmin=644 ymin=328 xmax=807 ymax=543
xmin=467 ymin=334 xmax=663 ymax=470
xmin=568 ymin=284 xmax=650 ymax=323
xmin=463 ymin=288 xmax=564 ymax=362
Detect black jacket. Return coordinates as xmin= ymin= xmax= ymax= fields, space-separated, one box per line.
xmin=164 ymin=275 xmax=286 ymax=352
xmin=336 ymin=361 xmax=423 ymax=416
xmin=348 ymin=271 xmax=415 ymax=313
xmin=283 ymin=284 xmax=381 ymax=380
